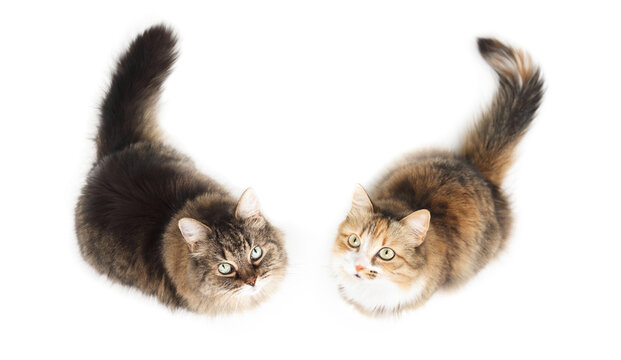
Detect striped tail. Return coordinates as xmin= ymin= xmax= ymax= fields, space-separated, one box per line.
xmin=96 ymin=25 xmax=178 ymax=161
xmin=460 ymin=38 xmax=544 ymax=187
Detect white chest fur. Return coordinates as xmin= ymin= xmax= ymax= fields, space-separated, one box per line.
xmin=338 ymin=273 xmax=426 ymax=313
xmin=332 ymin=254 xmax=426 ymax=313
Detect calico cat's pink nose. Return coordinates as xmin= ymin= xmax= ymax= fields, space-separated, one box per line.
xmin=355 ymin=265 xmax=365 ymax=272
xmin=245 ymin=276 xmax=257 ymax=287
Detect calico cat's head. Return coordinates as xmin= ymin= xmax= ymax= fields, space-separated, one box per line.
xmin=331 ymin=185 xmax=431 ymax=315
xmin=175 ymin=189 xmax=287 ymax=313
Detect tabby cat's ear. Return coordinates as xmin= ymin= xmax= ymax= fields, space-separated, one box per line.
xmin=349 ymin=184 xmax=373 ymax=215
xmin=178 ymin=218 xmax=212 ymax=252
xmin=400 ymin=209 xmax=431 ymax=246
xmin=235 ymin=188 xmax=263 ymax=221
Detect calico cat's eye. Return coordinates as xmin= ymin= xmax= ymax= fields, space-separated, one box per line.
xmin=348 ymin=234 xmax=361 ymax=248
xmin=378 ymin=247 xmax=395 ymax=261
xmin=218 ymin=263 xmax=233 ymax=275
xmin=251 ymin=246 xmax=263 ymax=261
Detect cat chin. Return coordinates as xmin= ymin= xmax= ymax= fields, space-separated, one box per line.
xmin=236 ymin=278 xmax=268 ymax=298
xmin=195 ymin=272 xmax=284 ymax=314
xmin=331 ymin=259 xmax=426 ymax=314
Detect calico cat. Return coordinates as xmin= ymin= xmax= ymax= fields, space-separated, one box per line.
xmin=331 ymin=38 xmax=544 ymax=315
xmin=75 ymin=25 xmax=287 ymax=314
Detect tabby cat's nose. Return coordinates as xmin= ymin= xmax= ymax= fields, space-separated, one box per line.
xmin=355 ymin=265 xmax=365 ymax=272
xmin=245 ymin=276 xmax=257 ymax=287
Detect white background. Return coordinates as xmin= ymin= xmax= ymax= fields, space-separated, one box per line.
xmin=1 ymin=1 xmax=620 ymax=359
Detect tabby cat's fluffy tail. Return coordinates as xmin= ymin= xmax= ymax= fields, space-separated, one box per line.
xmin=96 ymin=25 xmax=177 ymax=161
xmin=460 ymin=38 xmax=544 ymax=187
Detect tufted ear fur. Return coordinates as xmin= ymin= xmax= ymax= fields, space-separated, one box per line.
xmin=400 ymin=209 xmax=431 ymax=246
xmin=349 ymin=184 xmax=373 ymax=216
xmin=178 ymin=218 xmax=211 ymax=252
xmin=235 ymin=188 xmax=265 ymax=227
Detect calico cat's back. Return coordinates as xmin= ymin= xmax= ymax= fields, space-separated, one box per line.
xmin=371 ymin=151 xmax=509 ymax=284
xmin=367 ymin=38 xmax=543 ymax=287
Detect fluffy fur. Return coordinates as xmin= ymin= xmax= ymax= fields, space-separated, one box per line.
xmin=75 ymin=25 xmax=287 ymax=314
xmin=331 ymin=38 xmax=544 ymax=315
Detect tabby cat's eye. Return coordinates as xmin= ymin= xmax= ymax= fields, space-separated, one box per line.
xmin=218 ymin=263 xmax=233 ymax=275
xmin=378 ymin=247 xmax=395 ymax=260
xmin=348 ymin=234 xmax=361 ymax=248
xmin=251 ymin=246 xmax=263 ymax=260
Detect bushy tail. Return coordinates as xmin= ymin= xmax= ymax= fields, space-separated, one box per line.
xmin=96 ymin=25 xmax=178 ymax=161
xmin=459 ymin=38 xmax=544 ymax=187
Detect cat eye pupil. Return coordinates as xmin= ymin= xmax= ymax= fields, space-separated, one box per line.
xmin=251 ymin=246 xmax=262 ymax=260
xmin=218 ymin=263 xmax=232 ymax=274
xmin=378 ymin=247 xmax=395 ymax=260
xmin=348 ymin=234 xmax=360 ymax=248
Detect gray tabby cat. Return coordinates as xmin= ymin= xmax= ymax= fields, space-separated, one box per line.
xmin=75 ymin=25 xmax=287 ymax=314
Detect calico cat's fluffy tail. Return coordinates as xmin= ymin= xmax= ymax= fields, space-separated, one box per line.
xmin=96 ymin=25 xmax=178 ymax=161
xmin=460 ymin=38 xmax=544 ymax=187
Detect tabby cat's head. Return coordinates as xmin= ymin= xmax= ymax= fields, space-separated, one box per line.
xmin=177 ymin=189 xmax=286 ymax=313
xmin=331 ymin=185 xmax=431 ymax=314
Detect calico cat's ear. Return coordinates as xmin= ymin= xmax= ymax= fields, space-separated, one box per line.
xmin=349 ymin=184 xmax=373 ymax=215
xmin=235 ymin=188 xmax=263 ymax=221
xmin=400 ymin=209 xmax=431 ymax=246
xmin=178 ymin=218 xmax=212 ymax=252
